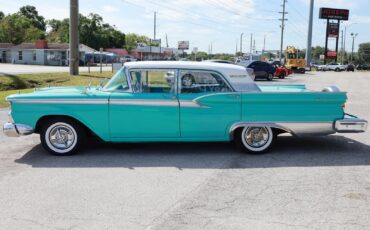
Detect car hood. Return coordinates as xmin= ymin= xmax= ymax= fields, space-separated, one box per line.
xmin=6 ymin=86 xmax=110 ymax=101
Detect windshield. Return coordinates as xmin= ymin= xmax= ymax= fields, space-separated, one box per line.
xmin=102 ymin=68 xmax=129 ymax=91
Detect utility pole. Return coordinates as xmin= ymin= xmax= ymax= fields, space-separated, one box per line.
xmin=249 ymin=33 xmax=253 ymax=54
xmin=279 ymin=0 xmax=288 ymax=63
xmin=253 ymin=40 xmax=255 ymax=53
xmin=263 ymin=34 xmax=266 ymax=54
xmin=165 ymin=34 xmax=169 ymax=48
xmin=236 ymin=39 xmax=238 ymax=55
xmin=154 ymin=11 xmax=156 ymax=40
xmin=340 ymin=30 xmax=344 ymax=64
xmin=69 ymin=0 xmax=79 ymax=75
xmin=240 ymin=33 xmax=243 ymax=54
xmin=305 ymin=0 xmax=314 ymax=67
xmin=351 ymin=33 xmax=358 ymax=63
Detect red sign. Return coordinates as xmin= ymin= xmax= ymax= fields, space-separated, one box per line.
xmin=319 ymin=8 xmax=349 ymax=21
xmin=327 ymin=51 xmax=337 ymax=58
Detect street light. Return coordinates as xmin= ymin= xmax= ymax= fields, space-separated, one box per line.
xmin=351 ymin=32 xmax=358 ymax=63
xmin=344 ymin=23 xmax=358 ymax=52
xmin=263 ymin=31 xmax=276 ymax=54
xmin=240 ymin=33 xmax=244 ymax=54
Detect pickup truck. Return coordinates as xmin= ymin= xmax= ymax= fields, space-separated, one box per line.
xmin=3 ymin=61 xmax=368 ymax=155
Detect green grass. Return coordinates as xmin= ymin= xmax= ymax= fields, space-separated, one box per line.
xmin=0 ymin=72 xmax=114 ymax=108
xmin=0 ymin=89 xmax=33 ymax=108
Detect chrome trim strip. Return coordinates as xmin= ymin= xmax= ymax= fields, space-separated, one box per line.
xmin=179 ymin=100 xmax=210 ymax=108
xmin=229 ymin=121 xmax=335 ymax=140
xmin=110 ymin=99 xmax=178 ymax=106
xmin=8 ymin=99 xmax=108 ymax=104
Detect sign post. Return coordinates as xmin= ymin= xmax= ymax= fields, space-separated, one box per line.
xmin=319 ymin=8 xmax=349 ymax=63
xmin=178 ymin=41 xmax=189 ymax=59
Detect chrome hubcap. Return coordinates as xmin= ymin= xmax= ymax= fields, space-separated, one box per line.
xmin=245 ymin=127 xmax=269 ymax=148
xmin=49 ymin=125 xmax=75 ymax=150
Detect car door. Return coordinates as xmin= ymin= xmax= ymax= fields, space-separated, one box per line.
xmin=109 ymin=68 xmax=180 ymax=138
xmin=177 ymin=69 xmax=241 ymax=139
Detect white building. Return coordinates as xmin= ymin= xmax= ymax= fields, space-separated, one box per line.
xmin=0 ymin=40 xmax=95 ymax=66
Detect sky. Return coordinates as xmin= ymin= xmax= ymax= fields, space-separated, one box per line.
xmin=1 ymin=0 xmax=369 ymax=53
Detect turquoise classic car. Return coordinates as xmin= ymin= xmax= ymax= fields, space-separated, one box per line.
xmin=3 ymin=61 xmax=368 ymax=155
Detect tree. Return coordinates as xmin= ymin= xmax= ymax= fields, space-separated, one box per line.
xmin=0 ymin=11 xmax=4 ymax=21
xmin=358 ymin=42 xmax=370 ymax=64
xmin=46 ymin=13 xmax=126 ymax=49
xmin=18 ymin=5 xmax=46 ymax=31
xmin=125 ymin=33 xmax=151 ymax=51
xmin=46 ymin=18 xmax=69 ymax=43
xmin=0 ymin=14 xmax=44 ymax=44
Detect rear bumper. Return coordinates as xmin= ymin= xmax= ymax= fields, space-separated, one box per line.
xmin=335 ymin=114 xmax=368 ymax=133
xmin=3 ymin=122 xmax=34 ymax=137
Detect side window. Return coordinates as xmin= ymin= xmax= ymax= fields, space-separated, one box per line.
xmin=179 ymin=70 xmax=231 ymax=94
xmin=129 ymin=69 xmax=176 ymax=93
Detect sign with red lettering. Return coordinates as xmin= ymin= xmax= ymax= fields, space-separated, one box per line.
xmin=328 ymin=23 xmax=339 ymax=38
xmin=319 ymin=8 xmax=349 ymax=20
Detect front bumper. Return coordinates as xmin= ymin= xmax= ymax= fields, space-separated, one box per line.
xmin=3 ymin=123 xmax=34 ymax=137
xmin=335 ymin=114 xmax=368 ymax=133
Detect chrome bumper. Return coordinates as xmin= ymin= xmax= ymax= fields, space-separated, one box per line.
xmin=335 ymin=115 xmax=368 ymax=133
xmin=3 ymin=122 xmax=34 ymax=137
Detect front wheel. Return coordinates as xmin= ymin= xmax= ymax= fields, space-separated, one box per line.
xmin=235 ymin=126 xmax=274 ymax=154
xmin=267 ymin=73 xmax=274 ymax=81
xmin=40 ymin=118 xmax=85 ymax=156
xmin=279 ymin=72 xmax=286 ymax=79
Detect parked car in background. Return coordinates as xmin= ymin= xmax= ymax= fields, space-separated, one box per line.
xmin=4 ymin=61 xmax=367 ymax=155
xmin=245 ymin=61 xmax=276 ymax=81
xmin=316 ymin=64 xmax=329 ymax=71
xmin=272 ymin=63 xmax=293 ymax=79
xmin=326 ymin=63 xmax=347 ymax=72
xmin=346 ymin=64 xmax=355 ymax=72
xmin=121 ymin=55 xmax=137 ymax=62
xmin=357 ymin=65 xmax=370 ymax=70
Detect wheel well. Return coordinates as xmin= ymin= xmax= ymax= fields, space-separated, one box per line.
xmin=231 ymin=126 xmax=288 ymax=141
xmin=35 ymin=115 xmax=92 ymax=135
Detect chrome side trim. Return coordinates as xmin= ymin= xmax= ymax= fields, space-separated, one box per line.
xmin=229 ymin=121 xmax=335 ymax=140
xmin=110 ymin=99 xmax=178 ymax=106
xmin=179 ymin=100 xmax=210 ymax=108
xmin=3 ymin=123 xmax=34 ymax=137
xmin=8 ymin=99 xmax=108 ymax=105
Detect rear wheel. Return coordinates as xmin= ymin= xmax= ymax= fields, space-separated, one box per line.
xmin=235 ymin=126 xmax=274 ymax=154
xmin=279 ymin=72 xmax=286 ymax=79
xmin=40 ymin=118 xmax=85 ymax=156
xmin=335 ymin=68 xmax=341 ymax=72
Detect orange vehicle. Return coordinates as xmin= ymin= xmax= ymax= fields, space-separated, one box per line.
xmin=285 ymin=46 xmax=306 ymax=74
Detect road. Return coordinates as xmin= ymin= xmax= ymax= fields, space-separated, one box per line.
xmin=0 ymin=71 xmax=370 ymax=229
xmin=0 ymin=63 xmax=113 ymax=74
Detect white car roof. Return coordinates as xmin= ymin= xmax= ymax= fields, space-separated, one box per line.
xmin=124 ymin=61 xmax=259 ymax=92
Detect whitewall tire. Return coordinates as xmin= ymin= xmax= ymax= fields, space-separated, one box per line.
xmin=237 ymin=126 xmax=274 ymax=154
xmin=40 ymin=118 xmax=85 ymax=155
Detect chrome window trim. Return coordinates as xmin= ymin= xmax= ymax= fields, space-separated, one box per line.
xmin=127 ymin=68 xmax=178 ymax=94
xmin=177 ymin=69 xmax=234 ymax=94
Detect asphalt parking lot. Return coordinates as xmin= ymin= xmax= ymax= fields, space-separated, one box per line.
xmin=0 ymin=71 xmax=370 ymax=230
